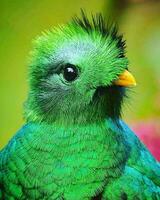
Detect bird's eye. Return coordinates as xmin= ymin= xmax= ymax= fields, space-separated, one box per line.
xmin=63 ymin=64 xmax=78 ymax=82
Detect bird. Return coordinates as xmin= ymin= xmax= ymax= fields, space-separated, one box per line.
xmin=0 ymin=11 xmax=160 ymax=200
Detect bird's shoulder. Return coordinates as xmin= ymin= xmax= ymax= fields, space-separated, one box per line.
xmin=0 ymin=124 xmax=30 ymax=167
xmin=0 ymin=123 xmax=51 ymax=168
xmin=119 ymin=120 xmax=160 ymax=187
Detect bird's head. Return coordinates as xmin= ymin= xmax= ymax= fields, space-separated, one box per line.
xmin=25 ymin=12 xmax=136 ymax=125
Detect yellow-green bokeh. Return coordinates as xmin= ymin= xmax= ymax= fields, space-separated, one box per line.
xmin=0 ymin=0 xmax=105 ymax=148
xmin=0 ymin=0 xmax=160 ymax=149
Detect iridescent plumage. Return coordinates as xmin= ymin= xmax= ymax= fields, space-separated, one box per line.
xmin=0 ymin=12 xmax=160 ymax=200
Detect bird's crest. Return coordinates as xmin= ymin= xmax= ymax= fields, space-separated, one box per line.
xmin=72 ymin=10 xmax=126 ymax=58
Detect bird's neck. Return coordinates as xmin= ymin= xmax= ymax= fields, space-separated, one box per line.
xmin=25 ymin=86 xmax=125 ymax=124
xmin=27 ymin=117 xmax=123 ymax=139
xmin=26 ymin=118 xmax=125 ymax=159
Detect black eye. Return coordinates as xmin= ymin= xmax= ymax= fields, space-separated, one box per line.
xmin=63 ymin=64 xmax=78 ymax=82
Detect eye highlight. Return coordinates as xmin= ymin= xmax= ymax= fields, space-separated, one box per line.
xmin=63 ymin=64 xmax=79 ymax=82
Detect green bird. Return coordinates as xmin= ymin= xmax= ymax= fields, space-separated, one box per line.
xmin=0 ymin=12 xmax=160 ymax=200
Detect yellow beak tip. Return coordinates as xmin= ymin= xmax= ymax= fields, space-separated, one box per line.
xmin=114 ymin=70 xmax=136 ymax=87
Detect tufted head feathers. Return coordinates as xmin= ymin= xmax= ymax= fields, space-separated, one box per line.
xmin=24 ymin=11 xmax=135 ymax=125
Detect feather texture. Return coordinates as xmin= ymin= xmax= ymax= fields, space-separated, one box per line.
xmin=0 ymin=12 xmax=160 ymax=200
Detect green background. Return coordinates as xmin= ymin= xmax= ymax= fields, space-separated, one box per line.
xmin=0 ymin=0 xmax=160 ymax=148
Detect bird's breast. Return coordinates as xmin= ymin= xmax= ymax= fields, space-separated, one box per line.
xmin=5 ymin=122 xmax=127 ymax=199
xmin=22 ymin=123 xmax=126 ymax=184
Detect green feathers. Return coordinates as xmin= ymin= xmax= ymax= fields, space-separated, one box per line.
xmin=1 ymin=12 xmax=160 ymax=200
xmin=25 ymin=12 xmax=128 ymax=124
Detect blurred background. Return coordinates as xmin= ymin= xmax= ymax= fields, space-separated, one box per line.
xmin=0 ymin=0 xmax=160 ymax=160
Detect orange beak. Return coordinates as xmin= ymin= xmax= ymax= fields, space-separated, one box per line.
xmin=114 ymin=70 xmax=136 ymax=87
